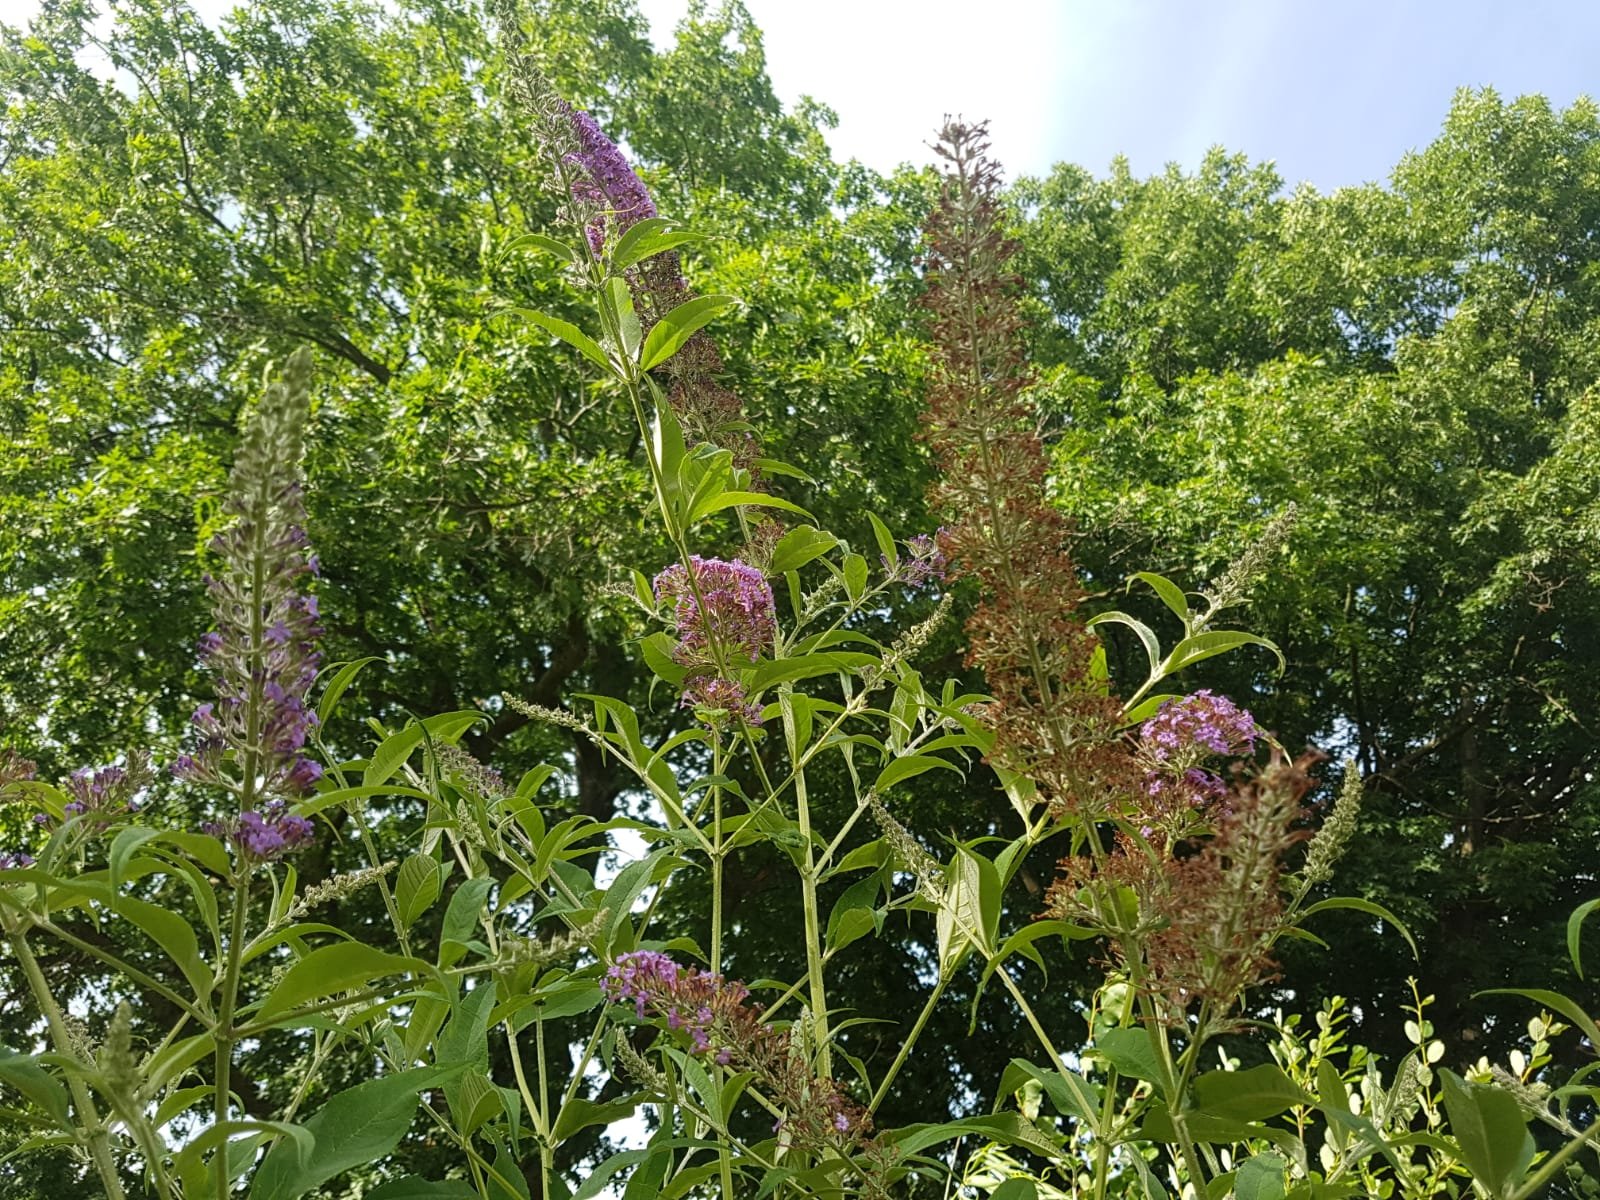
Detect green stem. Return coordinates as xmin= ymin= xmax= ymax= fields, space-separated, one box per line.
xmin=793 ymin=758 xmax=830 ymax=1079
xmin=1508 ymin=1115 xmax=1600 ymax=1200
xmin=5 ymin=921 xmax=128 ymax=1200
xmin=868 ymin=971 xmax=949 ymax=1111
xmin=710 ymin=735 xmax=725 ymax=976
xmin=5 ymin=910 xmax=210 ymax=1025
xmin=212 ymin=879 xmax=250 ymax=1198
xmin=536 ymin=1014 xmax=553 ymax=1200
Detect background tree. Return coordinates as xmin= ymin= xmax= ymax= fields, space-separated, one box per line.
xmin=0 ymin=0 xmax=1596 ymax=1189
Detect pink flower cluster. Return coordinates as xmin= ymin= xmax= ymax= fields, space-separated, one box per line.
xmin=203 ymin=799 xmax=314 ymax=863
xmin=653 ymin=557 xmax=776 ymax=726
xmin=1138 ymin=690 xmax=1258 ymax=816
xmin=602 ymin=950 xmax=746 ymax=1062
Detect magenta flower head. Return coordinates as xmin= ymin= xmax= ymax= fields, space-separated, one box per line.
xmin=174 ymin=349 xmax=323 ymax=810
xmin=653 ymin=557 xmax=775 ymax=666
xmin=563 ymin=108 xmax=658 ymax=256
xmin=652 ymin=557 xmax=775 ymax=727
xmin=1140 ymin=690 xmax=1257 ymax=762
xmin=203 ymin=800 xmax=313 ymax=863
xmin=1137 ymin=690 xmax=1258 ymax=819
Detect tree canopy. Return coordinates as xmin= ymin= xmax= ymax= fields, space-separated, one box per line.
xmin=0 ymin=1 xmax=1596 ymax=1192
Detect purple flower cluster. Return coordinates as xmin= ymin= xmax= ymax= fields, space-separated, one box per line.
xmin=34 ymin=755 xmax=151 ymax=832
xmin=173 ymin=350 xmax=323 ymax=802
xmin=203 ymin=800 xmax=314 ymax=863
xmin=602 ymin=950 xmax=747 ymax=1062
xmin=1137 ymin=690 xmax=1258 ymax=817
xmin=885 ymin=531 xmax=949 ymax=588
xmin=601 ymin=950 xmax=875 ymax=1156
xmin=1140 ymin=690 xmax=1258 ymax=762
xmin=681 ymin=676 xmax=764 ymax=726
xmin=653 ymin=557 xmax=776 ymax=664
xmin=0 ymin=851 xmax=33 ymax=869
xmin=564 ymin=108 xmax=658 ymax=256
xmin=653 ymin=557 xmax=776 ymax=727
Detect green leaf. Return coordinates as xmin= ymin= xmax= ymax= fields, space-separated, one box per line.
xmin=248 ymin=1067 xmax=461 ymax=1200
xmin=1087 ymin=611 xmax=1161 ymax=676
xmin=769 ymin=525 xmax=837 ymax=575
xmin=1235 ymin=1152 xmax=1288 ymax=1200
xmin=991 ymin=919 xmax=1095 ymax=976
xmin=116 ymin=896 xmax=212 ymax=999
xmin=364 ymin=1179 xmax=478 ymax=1200
xmin=874 ymin=753 xmax=961 ymax=793
xmin=688 ymin=489 xmax=812 ymax=524
xmin=1439 ymin=1069 xmax=1534 ymax=1198
xmin=1300 ymin=896 xmax=1419 ymax=958
xmin=622 ymin=1145 xmax=672 ymax=1200
xmin=439 ymin=877 xmax=495 ymax=966
xmin=506 ymin=978 xmax=603 ymax=1026
xmin=749 ymin=651 xmax=876 ymax=691
xmin=996 ymin=1058 xmax=1101 ymax=1123
xmin=0 ymin=1048 xmax=70 ymax=1127
xmin=499 ymin=231 xmax=579 ymax=264
xmin=1192 ymin=1064 xmax=1313 ymax=1122
xmin=936 ymin=847 xmax=1000 ymax=970
xmin=1166 ymin=629 xmax=1286 ymax=676
xmin=1132 ymin=571 xmax=1193 ymax=626
xmin=991 ymin=1181 xmax=1038 ymax=1200
xmin=1567 ymin=897 xmax=1599 ymax=979
xmin=884 ymin=1111 xmax=1061 ymax=1160
xmin=639 ymin=295 xmax=736 ymax=370
xmin=255 ymin=944 xmax=421 ymax=1023
xmin=316 ymin=657 xmax=383 ymax=727
xmin=500 ymin=307 xmax=611 ymax=372
xmin=553 ymin=1095 xmax=643 ymax=1142
xmin=366 ymin=724 xmax=425 ymax=788
xmin=611 ymin=218 xmax=706 ymax=272
xmin=867 ymin=512 xmax=897 ymax=569
xmin=396 ymin=854 xmax=443 ymax=929
xmin=842 ymin=553 xmax=869 ymax=602
xmin=364 ymin=712 xmax=484 ymax=787
xmin=603 ymin=277 xmax=641 ymax=358
xmin=1120 ymin=693 xmax=1181 ymax=727
xmin=1094 ymin=1027 xmax=1164 ymax=1085
xmin=639 ymin=631 xmax=687 ymax=685
xmin=108 ymin=826 xmax=160 ymax=891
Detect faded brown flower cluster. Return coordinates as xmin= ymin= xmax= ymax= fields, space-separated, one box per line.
xmin=919 ymin=120 xmax=1129 ymax=814
xmin=1045 ymin=748 xmax=1322 ymax=1023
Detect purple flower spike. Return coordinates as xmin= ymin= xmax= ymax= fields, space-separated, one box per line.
xmin=205 ymin=800 xmax=314 ymax=863
xmin=1140 ymin=690 xmax=1257 ymax=762
xmin=564 ymin=109 xmax=658 ymax=255
xmin=176 ymin=349 xmax=324 ymax=802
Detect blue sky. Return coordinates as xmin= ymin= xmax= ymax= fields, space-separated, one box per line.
xmin=638 ymin=0 xmax=1600 ymax=190
xmin=6 ymin=0 xmax=1596 ymax=191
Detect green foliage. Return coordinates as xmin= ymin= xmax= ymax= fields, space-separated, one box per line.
xmin=0 ymin=2 xmax=1595 ymax=1199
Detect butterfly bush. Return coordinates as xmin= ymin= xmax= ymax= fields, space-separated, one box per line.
xmin=0 ymin=39 xmax=1585 ymax=1200
xmin=1139 ymin=688 xmax=1259 ymax=809
xmin=654 ymin=555 xmax=775 ymax=724
xmin=603 ymin=951 xmax=886 ymax=1175
xmin=172 ymin=347 xmax=323 ymax=809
